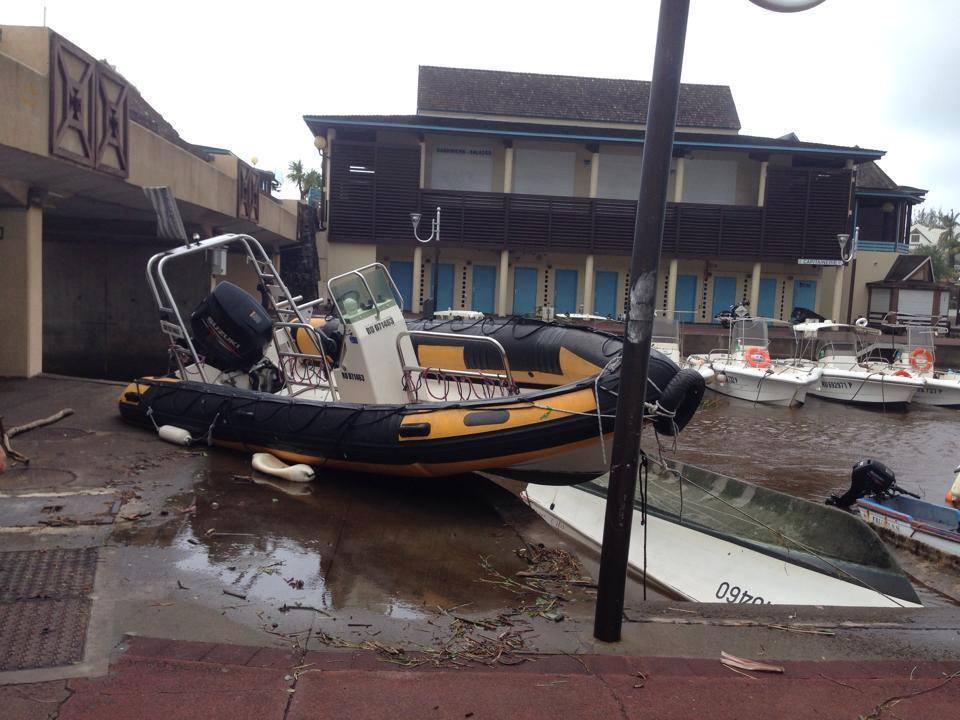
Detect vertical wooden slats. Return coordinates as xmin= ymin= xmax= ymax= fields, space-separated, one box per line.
xmin=329 ymin=142 xmax=851 ymax=261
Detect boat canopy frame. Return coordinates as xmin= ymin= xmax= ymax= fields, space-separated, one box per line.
xmin=146 ymin=233 xmax=338 ymax=399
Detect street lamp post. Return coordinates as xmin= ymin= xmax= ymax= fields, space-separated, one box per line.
xmin=593 ymin=0 xmax=829 ymax=643
xmin=411 ymin=207 xmax=441 ymax=316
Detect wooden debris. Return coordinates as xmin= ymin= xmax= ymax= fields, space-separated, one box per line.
xmin=720 ymin=651 xmax=784 ymax=674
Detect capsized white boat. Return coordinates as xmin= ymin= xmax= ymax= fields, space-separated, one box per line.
xmin=511 ymin=457 xmax=921 ymax=608
xmin=795 ymin=321 xmax=923 ymax=407
xmin=686 ymin=318 xmax=820 ymax=406
xmin=874 ymin=324 xmax=960 ymax=408
xmin=652 ymin=316 xmax=714 ymax=384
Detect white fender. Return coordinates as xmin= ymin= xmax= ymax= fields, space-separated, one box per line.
xmin=158 ymin=425 xmax=193 ymax=446
xmin=252 ymin=452 xmax=315 ymax=483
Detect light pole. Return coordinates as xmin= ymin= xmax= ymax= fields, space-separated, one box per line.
xmin=411 ymin=207 xmax=441 ymax=316
xmin=593 ymin=0 xmax=829 ymax=643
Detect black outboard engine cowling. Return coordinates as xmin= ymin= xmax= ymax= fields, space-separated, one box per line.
xmin=190 ymin=281 xmax=273 ymax=372
xmin=826 ymin=459 xmax=897 ymax=509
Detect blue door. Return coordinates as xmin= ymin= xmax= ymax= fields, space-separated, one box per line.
xmin=436 ymin=263 xmax=455 ymax=312
xmin=711 ymin=276 xmax=737 ymax=324
xmin=758 ymin=278 xmax=777 ymax=319
xmin=554 ymin=269 xmax=578 ymax=314
xmin=793 ymin=279 xmax=817 ymax=313
xmin=512 ymin=267 xmax=537 ymax=316
xmin=594 ymin=270 xmax=618 ymax=318
xmin=675 ymin=274 xmax=697 ymax=323
xmin=471 ymin=265 xmax=496 ymax=313
xmin=389 ymin=261 xmax=413 ymax=311
xmin=673 ymin=275 xmax=697 ymax=322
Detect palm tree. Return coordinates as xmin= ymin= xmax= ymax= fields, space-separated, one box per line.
xmin=286 ymin=160 xmax=306 ymax=199
xmin=302 ymin=169 xmax=322 ymax=198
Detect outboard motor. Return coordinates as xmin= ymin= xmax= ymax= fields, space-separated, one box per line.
xmin=826 ymin=459 xmax=899 ymax=509
xmin=190 ymin=281 xmax=273 ymax=372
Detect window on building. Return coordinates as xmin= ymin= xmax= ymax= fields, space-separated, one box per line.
xmin=910 ymin=232 xmax=920 ymax=244
xmin=430 ymin=144 xmax=494 ymax=192
xmin=682 ymin=158 xmax=737 ymax=205
xmin=597 ymin=153 xmax=643 ymax=200
xmin=513 ymin=148 xmax=575 ymax=196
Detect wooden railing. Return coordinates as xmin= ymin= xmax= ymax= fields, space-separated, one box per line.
xmin=328 ymin=141 xmax=852 ymax=261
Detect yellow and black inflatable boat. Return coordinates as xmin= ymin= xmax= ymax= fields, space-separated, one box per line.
xmin=118 ymin=238 xmax=704 ymax=480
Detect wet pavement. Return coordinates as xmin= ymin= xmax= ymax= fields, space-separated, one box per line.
xmin=2 ymin=375 xmax=960 ymax=692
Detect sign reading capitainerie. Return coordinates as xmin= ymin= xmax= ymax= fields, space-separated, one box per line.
xmin=435 ymin=147 xmax=493 ymax=157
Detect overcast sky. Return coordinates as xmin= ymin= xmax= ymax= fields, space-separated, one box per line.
xmin=6 ymin=0 xmax=959 ymax=212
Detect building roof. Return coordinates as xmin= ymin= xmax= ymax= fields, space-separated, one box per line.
xmin=855 ymin=161 xmax=926 ymax=202
xmin=910 ymin=224 xmax=944 ymax=245
xmin=885 ymin=254 xmax=932 ymax=281
xmin=416 ymin=66 xmax=741 ymax=131
xmin=303 ymin=113 xmax=884 ymax=160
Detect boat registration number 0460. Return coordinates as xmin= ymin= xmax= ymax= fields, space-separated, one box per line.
xmin=715 ymin=581 xmax=770 ymax=604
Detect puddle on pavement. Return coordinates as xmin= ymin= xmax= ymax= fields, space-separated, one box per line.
xmin=115 ymin=465 xmax=535 ymax=619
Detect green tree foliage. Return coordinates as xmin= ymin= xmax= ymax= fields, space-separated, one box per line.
xmin=911 ymin=243 xmax=954 ymax=280
xmin=286 ymin=160 xmax=322 ymax=201
xmin=913 ymin=205 xmax=942 ymax=227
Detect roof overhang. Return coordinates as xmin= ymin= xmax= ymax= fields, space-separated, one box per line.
xmin=856 ymin=189 xmax=926 ymax=204
xmin=303 ymin=115 xmax=885 ymax=161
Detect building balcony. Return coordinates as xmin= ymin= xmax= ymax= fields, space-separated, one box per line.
xmin=327 ymin=141 xmax=853 ymax=262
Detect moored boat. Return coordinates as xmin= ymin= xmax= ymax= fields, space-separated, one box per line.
xmin=877 ymin=324 xmax=960 ymax=408
xmin=515 ymin=456 xmax=920 ymax=607
xmin=118 ymin=231 xmax=705 ymax=480
xmin=795 ymin=321 xmax=923 ymax=408
xmin=828 ymin=459 xmax=960 ymax=562
xmin=686 ymin=318 xmax=820 ymax=406
xmin=652 ymin=315 xmax=714 ymax=384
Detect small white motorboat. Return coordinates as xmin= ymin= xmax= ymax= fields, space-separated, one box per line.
xmin=512 ymin=457 xmax=920 ymax=608
xmin=652 ymin=316 xmax=714 ymax=384
xmin=827 ymin=459 xmax=960 ymax=562
xmin=795 ymin=321 xmax=923 ymax=408
xmin=686 ymin=318 xmax=820 ymax=406
xmin=876 ymin=324 xmax=960 ymax=408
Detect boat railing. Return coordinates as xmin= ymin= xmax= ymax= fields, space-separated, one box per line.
xmin=270 ymin=321 xmax=338 ymax=399
xmin=147 ymin=232 xmax=339 ymax=400
xmin=397 ymin=330 xmax=519 ymax=403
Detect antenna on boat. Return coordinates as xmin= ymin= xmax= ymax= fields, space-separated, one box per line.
xmin=143 ymin=186 xmax=189 ymax=246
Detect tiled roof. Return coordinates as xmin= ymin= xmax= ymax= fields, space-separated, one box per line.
xmin=856 ymin=161 xmax=897 ymax=190
xmin=416 ymin=66 xmax=741 ymax=131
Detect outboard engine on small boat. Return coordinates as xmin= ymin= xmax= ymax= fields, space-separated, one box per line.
xmin=190 ymin=281 xmax=274 ymax=372
xmin=826 ymin=458 xmax=919 ymax=509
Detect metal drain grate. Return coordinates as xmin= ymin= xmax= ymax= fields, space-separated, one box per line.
xmin=0 ymin=547 xmax=98 ymax=671
xmin=0 ymin=598 xmax=91 ymax=671
xmin=0 ymin=547 xmax=98 ymax=602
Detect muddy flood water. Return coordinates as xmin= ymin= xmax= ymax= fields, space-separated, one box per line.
xmin=655 ymin=393 xmax=960 ymax=506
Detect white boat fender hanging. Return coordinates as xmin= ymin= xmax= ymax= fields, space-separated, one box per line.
xmin=252 ymin=452 xmax=315 ymax=483
xmin=947 ymin=466 xmax=960 ymax=508
xmin=158 ymin=425 xmax=194 ymax=446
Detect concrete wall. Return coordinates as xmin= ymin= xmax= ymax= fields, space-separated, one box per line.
xmin=0 ymin=50 xmax=48 ymax=157
xmin=842 ymin=250 xmax=901 ymax=321
xmin=0 ymin=207 xmax=43 ymax=377
xmin=0 ymin=26 xmax=50 ymax=75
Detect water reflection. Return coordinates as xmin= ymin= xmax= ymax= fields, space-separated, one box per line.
xmin=123 ymin=468 xmax=530 ymax=619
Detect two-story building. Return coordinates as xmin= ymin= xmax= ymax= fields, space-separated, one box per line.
xmin=305 ymin=66 xmax=921 ymax=325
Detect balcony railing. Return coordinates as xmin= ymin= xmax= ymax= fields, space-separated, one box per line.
xmin=328 ymin=141 xmax=853 ymax=262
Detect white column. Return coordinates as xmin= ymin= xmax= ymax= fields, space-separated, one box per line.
xmin=749 ymin=261 xmax=762 ymax=315
xmin=504 ymin=145 xmax=514 ymax=193
xmin=665 ymin=258 xmax=679 ymax=320
xmin=589 ymin=151 xmax=600 ymax=198
xmin=419 ymin=140 xmax=427 ymax=189
xmin=582 ymin=254 xmax=595 ymax=314
xmin=831 ymin=265 xmax=845 ymax=322
xmin=0 ymin=207 xmax=43 ymax=377
xmin=412 ymin=245 xmax=423 ymax=313
xmin=497 ymin=249 xmax=510 ymax=316
xmin=673 ymin=157 xmax=685 ymax=202
xmin=757 ymin=161 xmax=768 ymax=206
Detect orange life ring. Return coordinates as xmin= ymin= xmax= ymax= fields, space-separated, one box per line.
xmin=893 ymin=369 xmax=912 ymax=378
xmin=909 ymin=347 xmax=934 ymax=372
xmin=744 ymin=346 xmax=771 ymax=369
